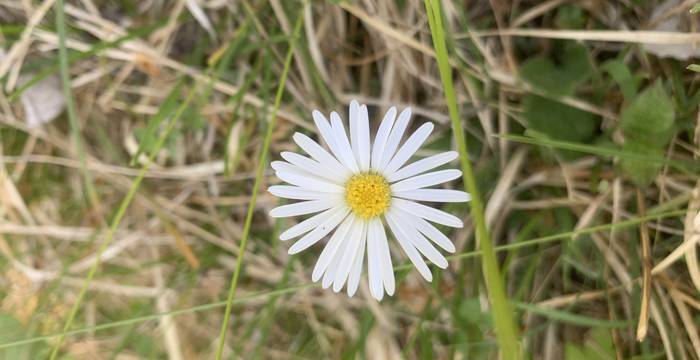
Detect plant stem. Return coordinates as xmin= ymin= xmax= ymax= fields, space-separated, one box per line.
xmin=423 ymin=1 xmax=522 ymax=358
xmin=213 ymin=8 xmax=305 ymax=360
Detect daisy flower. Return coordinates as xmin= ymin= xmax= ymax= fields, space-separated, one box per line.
xmin=268 ymin=100 xmax=470 ymax=300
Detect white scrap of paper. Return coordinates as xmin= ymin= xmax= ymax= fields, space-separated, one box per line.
xmin=20 ymin=75 xmax=66 ymax=128
xmin=644 ymin=0 xmax=700 ymax=60
xmin=1 ymin=47 xmax=66 ymax=128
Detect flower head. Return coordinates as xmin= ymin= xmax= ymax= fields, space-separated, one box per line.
xmin=268 ymin=100 xmax=470 ymax=300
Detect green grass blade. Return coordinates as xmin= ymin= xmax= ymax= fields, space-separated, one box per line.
xmin=423 ymin=1 xmax=522 ymax=358
xmin=47 ymin=81 xmax=197 ymax=359
xmin=223 ymin=49 xmax=264 ymax=176
xmin=3 ymin=207 xmax=689 ymax=352
xmin=513 ymin=302 xmax=632 ymax=328
xmin=47 ymin=11 xmax=253 ymax=357
xmin=1 ymin=284 xmax=314 ymax=351
xmin=502 ymin=134 xmax=698 ymax=173
xmin=213 ymin=7 xmax=305 ymax=359
xmin=55 ymin=0 xmax=100 ymax=214
xmin=129 ymin=80 xmax=184 ymax=166
xmin=388 ymin=208 xmax=691 ymax=272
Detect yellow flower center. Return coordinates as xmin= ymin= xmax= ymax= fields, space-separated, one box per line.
xmin=345 ymin=173 xmax=391 ymax=219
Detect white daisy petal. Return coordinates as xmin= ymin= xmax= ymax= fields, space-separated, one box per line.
xmin=383 ymin=122 xmax=434 ymax=176
xmin=370 ymin=107 xmax=397 ymax=171
xmin=281 ymin=151 xmax=349 ymax=183
xmin=347 ymin=223 xmax=368 ymax=296
xmin=322 ymin=269 xmax=333 ymax=288
xmin=388 ymin=151 xmax=459 ymax=183
xmin=272 ymin=159 xmax=339 ymax=187
xmin=322 ymin=219 xmax=356 ymax=289
xmin=330 ymin=112 xmax=359 ymax=173
xmin=312 ymin=110 xmax=357 ymax=174
xmin=390 ymin=169 xmax=462 ymax=192
xmin=333 ymin=221 xmax=366 ymax=292
xmin=322 ymin=235 xmax=347 ymax=289
xmin=275 ymin=170 xmax=344 ymax=194
xmin=313 ymin=214 xmax=356 ymax=282
xmin=269 ymin=199 xmax=336 ymax=218
xmin=268 ymin=185 xmax=327 ymax=201
xmin=367 ymin=219 xmax=384 ymax=300
xmin=292 ymin=132 xmax=348 ymax=174
xmin=354 ymin=104 xmax=371 ymax=171
xmin=349 ymin=100 xmax=361 ymax=165
xmin=272 ymin=161 xmax=330 ymax=180
xmin=393 ymin=189 xmax=471 ymax=203
xmin=396 ymin=208 xmax=455 ymax=252
xmin=288 ymin=207 xmax=349 ymax=254
xmin=376 ymin=107 xmax=411 ymax=171
xmin=393 ymin=211 xmax=448 ymax=269
xmin=269 ymin=160 xmax=290 ymax=172
xmin=375 ymin=219 xmax=395 ymax=295
xmin=280 ymin=206 xmax=338 ymax=241
xmin=311 ymin=110 xmax=341 ymax=152
xmin=385 ymin=211 xmax=433 ymax=281
xmin=274 ymin=163 xmax=345 ymax=193
xmin=392 ymin=198 xmax=463 ymax=228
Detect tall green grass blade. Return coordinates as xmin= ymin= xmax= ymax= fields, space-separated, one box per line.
xmin=423 ymin=0 xmax=521 ymax=358
xmin=55 ymin=0 xmax=100 ymax=213
xmin=213 ymin=8 xmax=305 ymax=360
xmin=223 ymin=50 xmax=265 ymax=176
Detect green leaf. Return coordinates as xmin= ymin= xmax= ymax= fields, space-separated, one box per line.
xmin=555 ymin=5 xmax=586 ymax=29
xmin=523 ymin=95 xmax=598 ymax=143
xmin=520 ymin=57 xmax=574 ymax=96
xmin=454 ymin=298 xmax=491 ymax=359
xmin=565 ymin=343 xmax=590 ymax=360
xmin=520 ymin=42 xmax=592 ymax=97
xmin=620 ymin=141 xmax=663 ymax=186
xmin=620 ymin=81 xmax=675 ymax=147
xmin=0 ymin=313 xmax=49 ymax=359
xmin=458 ymin=298 xmax=493 ymax=329
xmin=565 ymin=328 xmax=616 ymax=360
xmin=561 ymin=42 xmax=593 ymax=86
xmin=687 ymin=64 xmax=700 ymax=72
xmin=0 ymin=314 xmax=25 ymax=345
xmin=602 ymin=59 xmax=640 ymax=101
xmin=617 ymin=82 xmax=676 ymax=183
